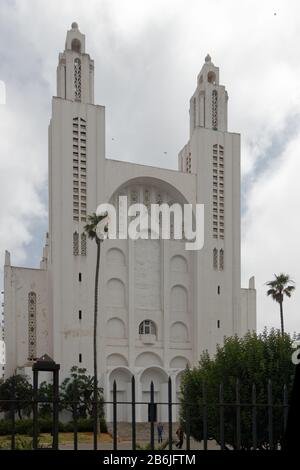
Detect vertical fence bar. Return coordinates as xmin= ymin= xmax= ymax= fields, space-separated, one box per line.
xmin=283 ymin=384 xmax=288 ymax=435
xmin=268 ymin=379 xmax=274 ymax=450
xmin=219 ymin=383 xmax=225 ymax=450
xmin=131 ymin=376 xmax=136 ymax=451
xmin=93 ymin=376 xmax=98 ymax=451
xmin=32 ymin=369 xmax=38 ymax=450
xmin=150 ymin=381 xmax=155 ymax=450
xmin=168 ymin=377 xmax=172 ymax=450
xmin=252 ymin=383 xmax=257 ymax=450
xmin=202 ymin=381 xmax=208 ymax=451
xmin=186 ymin=404 xmax=190 ymax=451
xmin=53 ymin=368 xmax=59 ymax=450
xmin=113 ymin=380 xmax=117 ymax=450
xmin=236 ymin=379 xmax=241 ymax=450
xmin=73 ymin=380 xmax=78 ymax=451
xmin=10 ymin=375 xmax=16 ymax=451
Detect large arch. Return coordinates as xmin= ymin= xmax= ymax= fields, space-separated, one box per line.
xmin=108 ymin=367 xmax=133 ymax=422
xmin=139 ymin=367 xmax=169 ymax=422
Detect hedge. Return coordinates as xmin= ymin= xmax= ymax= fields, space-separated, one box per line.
xmin=0 ymin=417 xmax=107 ymax=435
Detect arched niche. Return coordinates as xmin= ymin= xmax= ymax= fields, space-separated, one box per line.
xmin=106 ymin=248 xmax=126 ymax=267
xmin=170 ymin=322 xmax=188 ymax=342
xmin=170 ymin=356 xmax=190 ymax=369
xmin=107 ymin=353 xmax=128 ymax=367
xmin=106 ymin=278 xmax=126 ymax=307
xmin=171 ymin=285 xmax=188 ymax=312
xmin=171 ymin=255 xmax=188 ymax=273
xmin=135 ymin=351 xmax=163 ymax=367
xmin=106 ymin=317 xmax=126 ymax=339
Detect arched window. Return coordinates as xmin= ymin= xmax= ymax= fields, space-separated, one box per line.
xmin=212 ymin=89 xmax=218 ymax=130
xmin=73 ymin=231 xmax=79 ymax=255
xmin=74 ymin=58 xmax=81 ymax=101
xmin=139 ymin=320 xmax=156 ymax=337
xmin=81 ymin=232 xmax=87 ymax=256
xmin=28 ymin=292 xmax=37 ymax=361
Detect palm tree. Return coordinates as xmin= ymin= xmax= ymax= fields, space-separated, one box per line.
xmin=84 ymin=212 xmax=108 ymax=445
xmin=266 ymin=273 xmax=295 ymax=335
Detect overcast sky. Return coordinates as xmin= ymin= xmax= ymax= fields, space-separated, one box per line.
xmin=0 ymin=0 xmax=300 ymax=334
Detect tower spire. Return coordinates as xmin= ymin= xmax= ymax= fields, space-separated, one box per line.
xmin=56 ymin=23 xmax=94 ymax=104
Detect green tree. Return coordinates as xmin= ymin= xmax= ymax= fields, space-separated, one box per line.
xmin=266 ymin=273 xmax=295 ymax=335
xmin=60 ymin=366 xmax=104 ymax=419
xmin=0 ymin=375 xmax=32 ymax=419
xmin=84 ymin=212 xmax=108 ymax=437
xmin=180 ymin=329 xmax=296 ymax=450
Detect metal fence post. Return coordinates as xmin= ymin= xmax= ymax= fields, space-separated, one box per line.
xmin=236 ymin=379 xmax=241 ymax=450
xmin=185 ymin=404 xmax=190 ymax=450
xmin=10 ymin=375 xmax=16 ymax=451
xmin=52 ymin=367 xmax=59 ymax=450
xmin=168 ymin=377 xmax=172 ymax=450
xmin=73 ymin=379 xmax=78 ymax=451
xmin=268 ymin=379 xmax=274 ymax=450
xmin=219 ymin=383 xmax=225 ymax=450
xmin=113 ymin=380 xmax=117 ymax=450
xmin=32 ymin=369 xmax=38 ymax=450
xmin=252 ymin=383 xmax=257 ymax=450
xmin=150 ymin=381 xmax=155 ymax=450
xmin=202 ymin=381 xmax=208 ymax=451
xmin=131 ymin=376 xmax=136 ymax=451
xmin=283 ymin=384 xmax=288 ymax=434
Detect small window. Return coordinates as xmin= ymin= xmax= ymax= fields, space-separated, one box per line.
xmin=217 ymin=285 xmax=220 ymax=295
xmin=79 ymin=310 xmax=82 ymax=320
xmin=79 ymin=353 xmax=82 ymax=363
xmin=139 ymin=320 xmax=156 ymax=337
xmin=79 ymin=272 xmax=82 ymax=282
xmin=217 ymin=320 xmax=220 ymax=328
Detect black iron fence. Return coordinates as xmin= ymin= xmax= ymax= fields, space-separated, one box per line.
xmin=0 ymin=374 xmax=295 ymax=451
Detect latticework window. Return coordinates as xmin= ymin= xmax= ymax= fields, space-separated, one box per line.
xmin=212 ymin=89 xmax=218 ymax=130
xmin=219 ymin=249 xmax=224 ymax=271
xmin=28 ymin=292 xmax=37 ymax=361
xmin=73 ymin=231 xmax=79 ymax=255
xmin=212 ymin=144 xmax=224 ymax=240
xmin=74 ymin=58 xmax=81 ymax=101
xmin=73 ymin=117 xmax=87 ymax=222
xmin=213 ymin=248 xmax=218 ymax=270
xmin=81 ymin=232 xmax=87 ymax=256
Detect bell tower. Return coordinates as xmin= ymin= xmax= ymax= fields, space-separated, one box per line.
xmin=189 ymin=54 xmax=228 ymax=136
xmin=56 ymin=22 xmax=94 ymax=104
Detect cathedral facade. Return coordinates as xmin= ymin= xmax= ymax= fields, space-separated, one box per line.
xmin=4 ymin=24 xmax=256 ymax=421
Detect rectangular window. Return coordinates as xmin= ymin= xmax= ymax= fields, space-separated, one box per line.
xmin=79 ymin=310 xmax=82 ymax=320
xmin=79 ymin=272 xmax=82 ymax=282
xmin=217 ymin=320 xmax=220 ymax=328
xmin=79 ymin=353 xmax=82 ymax=363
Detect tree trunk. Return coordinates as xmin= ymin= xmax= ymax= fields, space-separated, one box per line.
xmin=279 ymin=300 xmax=284 ymax=336
xmin=93 ymin=237 xmax=101 ymax=442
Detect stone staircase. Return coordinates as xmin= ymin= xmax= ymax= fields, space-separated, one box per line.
xmin=107 ymin=422 xmax=179 ymax=443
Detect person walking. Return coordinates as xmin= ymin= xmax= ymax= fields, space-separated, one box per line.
xmin=175 ymin=426 xmax=184 ymax=449
xmin=157 ymin=422 xmax=164 ymax=444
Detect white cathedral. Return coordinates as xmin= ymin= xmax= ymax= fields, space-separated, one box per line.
xmin=4 ymin=23 xmax=256 ymax=421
